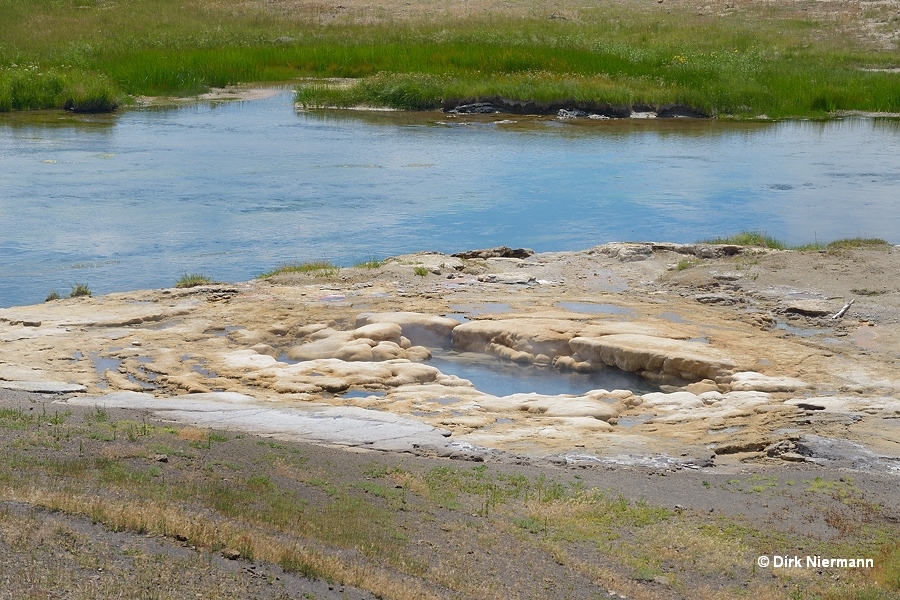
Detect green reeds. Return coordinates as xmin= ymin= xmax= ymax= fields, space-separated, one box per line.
xmin=1 ymin=0 xmax=898 ymax=116
xmin=0 ymin=65 xmax=119 ymax=112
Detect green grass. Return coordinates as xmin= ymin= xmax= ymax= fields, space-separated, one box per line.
xmin=257 ymin=261 xmax=339 ymax=279
xmin=294 ymin=52 xmax=900 ymax=117
xmin=0 ymin=408 xmax=40 ymax=430
xmin=44 ymin=291 xmax=61 ymax=302
xmin=701 ymin=231 xmax=788 ymax=249
xmin=1 ymin=0 xmax=899 ymax=117
xmin=0 ymin=64 xmax=119 ymax=112
xmin=413 ymin=266 xmax=429 ymax=277
xmin=175 ymin=273 xmax=213 ymax=288
xmin=354 ymin=257 xmax=384 ymax=269
xmin=69 ymin=283 xmax=92 ymax=298
xmin=701 ymin=232 xmax=892 ymax=252
xmin=676 ymin=258 xmax=697 ymax=271
xmin=825 ymin=238 xmax=890 ymax=251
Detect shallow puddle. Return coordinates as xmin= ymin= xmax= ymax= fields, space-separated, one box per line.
xmin=88 ymin=352 xmax=156 ymax=389
xmin=89 ymin=353 xmax=122 ymax=376
xmin=192 ymin=363 xmax=218 ymax=378
xmin=127 ymin=375 xmax=157 ymax=390
xmin=616 ymin=415 xmax=653 ymax=428
xmin=134 ymin=356 xmax=158 ymax=381
xmin=427 ymin=350 xmax=656 ymax=396
xmin=143 ymin=321 xmax=179 ymax=331
xmin=657 ymin=312 xmax=690 ymax=324
xmin=340 ymin=390 xmax=386 ymax=399
xmin=555 ymin=302 xmax=634 ymax=316
xmin=707 ymin=426 xmax=745 ymax=435
xmin=426 ymin=397 xmax=463 ymax=405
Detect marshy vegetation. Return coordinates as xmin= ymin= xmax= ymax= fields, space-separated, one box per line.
xmin=1 ymin=0 xmax=898 ymax=116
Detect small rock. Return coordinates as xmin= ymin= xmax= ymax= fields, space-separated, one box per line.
xmin=765 ymin=440 xmax=796 ymax=457
xmin=446 ymin=102 xmax=498 ymax=115
xmin=452 ymin=246 xmax=534 ymax=259
xmin=223 ymin=549 xmax=241 ymax=560
xmin=695 ymin=294 xmax=736 ymax=305
xmin=686 ymin=379 xmax=720 ymax=395
xmin=780 ymin=452 xmax=807 ymax=462
xmin=477 ymin=273 xmax=537 ymax=285
xmin=782 ymin=300 xmax=833 ymax=317
xmin=712 ymin=272 xmax=743 ymax=281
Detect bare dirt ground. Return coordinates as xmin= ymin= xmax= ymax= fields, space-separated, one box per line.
xmin=0 ymin=386 xmax=897 ymax=600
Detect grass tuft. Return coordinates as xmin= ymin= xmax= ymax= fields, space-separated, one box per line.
xmin=175 ymin=273 xmax=213 ymax=288
xmin=825 ymin=238 xmax=890 ymax=251
xmin=354 ymin=257 xmax=384 ymax=269
xmin=45 ymin=291 xmax=61 ymax=302
xmin=257 ymin=261 xmax=339 ymax=279
xmin=69 ymin=283 xmax=92 ymax=298
xmin=702 ymin=233 xmax=892 ymax=252
xmin=700 ymin=231 xmax=787 ymax=249
xmin=413 ymin=266 xmax=429 ymax=277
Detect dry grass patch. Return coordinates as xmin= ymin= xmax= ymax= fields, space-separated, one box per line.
xmin=177 ymin=426 xmax=212 ymax=442
xmin=1 ymin=485 xmax=441 ymax=600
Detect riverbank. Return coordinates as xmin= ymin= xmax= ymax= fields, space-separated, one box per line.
xmin=3 ymin=241 xmax=900 ymax=466
xmin=1 ymin=241 xmax=899 ymax=598
xmin=2 ymin=0 xmax=899 ymax=117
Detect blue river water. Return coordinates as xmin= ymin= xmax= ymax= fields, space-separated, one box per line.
xmin=1 ymin=89 xmax=899 ymax=307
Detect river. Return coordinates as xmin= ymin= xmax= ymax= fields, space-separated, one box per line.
xmin=1 ymin=90 xmax=898 ymax=307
